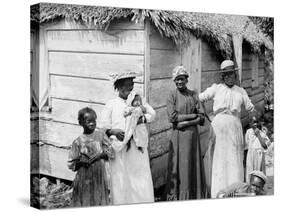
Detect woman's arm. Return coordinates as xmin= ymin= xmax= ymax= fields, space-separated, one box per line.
xmin=100 ymin=100 xmax=125 ymax=141
xmin=177 ymin=91 xmax=205 ymax=124
xmin=176 ymin=117 xmax=201 ymax=129
xmin=254 ymin=129 xmax=268 ymax=150
xmin=241 ymin=88 xmax=255 ymax=113
xmin=177 ymin=114 xmax=198 ymax=122
xmin=106 ymin=129 xmax=125 ymax=141
xmin=199 ymin=84 xmax=217 ymax=102
xmin=101 ymin=133 xmax=115 ymax=160
xmin=142 ymin=102 xmax=156 ymax=123
xmin=166 ymin=90 xmax=178 ymax=123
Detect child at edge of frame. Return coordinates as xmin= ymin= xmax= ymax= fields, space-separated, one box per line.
xmin=68 ymin=107 xmax=115 ymax=207
xmin=244 ymin=116 xmax=271 ymax=182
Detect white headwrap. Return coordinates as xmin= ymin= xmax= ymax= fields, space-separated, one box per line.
xmin=172 ymin=65 xmax=189 ymax=80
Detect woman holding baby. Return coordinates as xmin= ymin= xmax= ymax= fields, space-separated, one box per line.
xmin=100 ymin=71 xmax=156 ymax=205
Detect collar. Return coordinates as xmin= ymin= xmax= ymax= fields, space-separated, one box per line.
xmin=223 ymin=83 xmax=237 ymax=90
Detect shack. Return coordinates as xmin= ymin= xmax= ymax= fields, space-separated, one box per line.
xmin=30 ymin=3 xmax=273 ymax=191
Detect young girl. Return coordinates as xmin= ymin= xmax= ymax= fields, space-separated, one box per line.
xmin=68 ymin=107 xmax=114 ymax=207
xmin=245 ymin=116 xmax=271 ymax=182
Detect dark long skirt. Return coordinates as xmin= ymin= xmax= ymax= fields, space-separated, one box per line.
xmin=71 ymin=160 xmax=109 ymax=207
xmin=165 ymin=125 xmax=207 ymax=200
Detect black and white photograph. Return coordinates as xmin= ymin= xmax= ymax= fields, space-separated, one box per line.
xmin=28 ymin=1 xmax=274 ymax=210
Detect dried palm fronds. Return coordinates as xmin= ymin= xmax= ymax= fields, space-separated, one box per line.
xmin=31 ymin=176 xmax=72 ymax=209
xmin=30 ymin=3 xmax=273 ymax=58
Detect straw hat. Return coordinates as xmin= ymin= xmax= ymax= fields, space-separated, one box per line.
xmin=109 ymin=71 xmax=136 ymax=83
xmin=220 ymin=60 xmax=239 ymax=73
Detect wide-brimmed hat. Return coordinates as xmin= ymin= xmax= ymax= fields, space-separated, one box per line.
xmin=110 ymin=71 xmax=137 ymax=83
xmin=220 ymin=60 xmax=239 ymax=73
xmin=172 ymin=65 xmax=189 ymax=80
xmin=250 ymin=170 xmax=267 ymax=183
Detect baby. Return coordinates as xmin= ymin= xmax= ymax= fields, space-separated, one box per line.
xmin=123 ymin=92 xmax=149 ymax=153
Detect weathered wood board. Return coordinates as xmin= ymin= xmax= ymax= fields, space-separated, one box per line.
xmin=150 ymin=153 xmax=169 ymax=189
xmin=43 ymin=18 xmax=144 ymax=31
xmin=201 ymin=72 xmax=222 ymax=91
xmin=31 ymin=143 xmax=75 ymax=181
xmin=201 ymin=41 xmax=221 ymax=71
xmin=47 ymin=30 xmax=145 ymax=55
xmin=49 ymin=51 xmax=144 ymax=82
xmin=149 ymin=129 xmax=172 ymax=159
xmin=149 ymin=106 xmax=172 ymax=135
xmin=50 ymin=98 xmax=104 ymax=126
xmin=50 ymin=75 xmax=144 ymax=104
xmin=31 ymin=119 xmax=82 ymax=147
xmin=241 ymin=76 xmax=264 ymax=89
xmin=150 ymin=49 xmax=181 ymax=80
xmin=182 ymin=37 xmax=202 ymax=92
xmin=149 ymin=79 xmax=175 ymax=108
xmin=149 ymin=24 xmax=176 ymax=50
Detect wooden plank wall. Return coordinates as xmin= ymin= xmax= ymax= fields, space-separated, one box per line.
xmin=148 ymin=24 xmax=180 ymax=157
xmin=30 ymin=27 xmax=40 ymax=107
xmin=148 ymin=28 xmax=206 ymax=189
xmin=147 ymin=24 xmax=181 ymax=188
xmin=200 ymin=41 xmax=221 ymax=115
xmin=31 ymin=18 xmax=145 ymax=181
xmin=30 ymin=30 xmax=35 ymax=105
xmin=240 ymin=44 xmax=265 ymax=127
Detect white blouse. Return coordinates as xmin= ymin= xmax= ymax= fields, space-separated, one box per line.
xmin=100 ymin=97 xmax=155 ymax=130
xmin=199 ymin=83 xmax=255 ymax=116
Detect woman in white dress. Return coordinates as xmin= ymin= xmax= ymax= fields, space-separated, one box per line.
xmin=199 ymin=60 xmax=256 ymax=198
xmin=100 ymin=71 xmax=155 ymax=205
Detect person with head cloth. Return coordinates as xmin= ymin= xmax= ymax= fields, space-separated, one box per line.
xmin=165 ymin=65 xmax=207 ymax=200
xmin=199 ymin=60 xmax=257 ymax=198
xmin=100 ymin=71 xmax=156 ymax=205
xmin=217 ymin=170 xmax=267 ymax=198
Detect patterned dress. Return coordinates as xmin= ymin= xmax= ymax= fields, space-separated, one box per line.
xmin=68 ymin=131 xmax=113 ymax=207
xmin=165 ymin=87 xmax=207 ymax=200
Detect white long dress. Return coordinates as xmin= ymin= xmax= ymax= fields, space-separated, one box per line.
xmin=100 ymin=96 xmax=155 ymax=205
xmin=199 ymin=83 xmax=255 ymax=198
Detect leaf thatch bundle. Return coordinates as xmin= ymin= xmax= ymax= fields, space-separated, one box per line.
xmin=31 ymin=176 xmax=72 ymax=209
xmin=31 ymin=3 xmax=273 ymax=58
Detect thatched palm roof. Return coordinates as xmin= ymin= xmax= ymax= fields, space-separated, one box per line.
xmin=30 ymin=3 xmax=273 ymax=58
